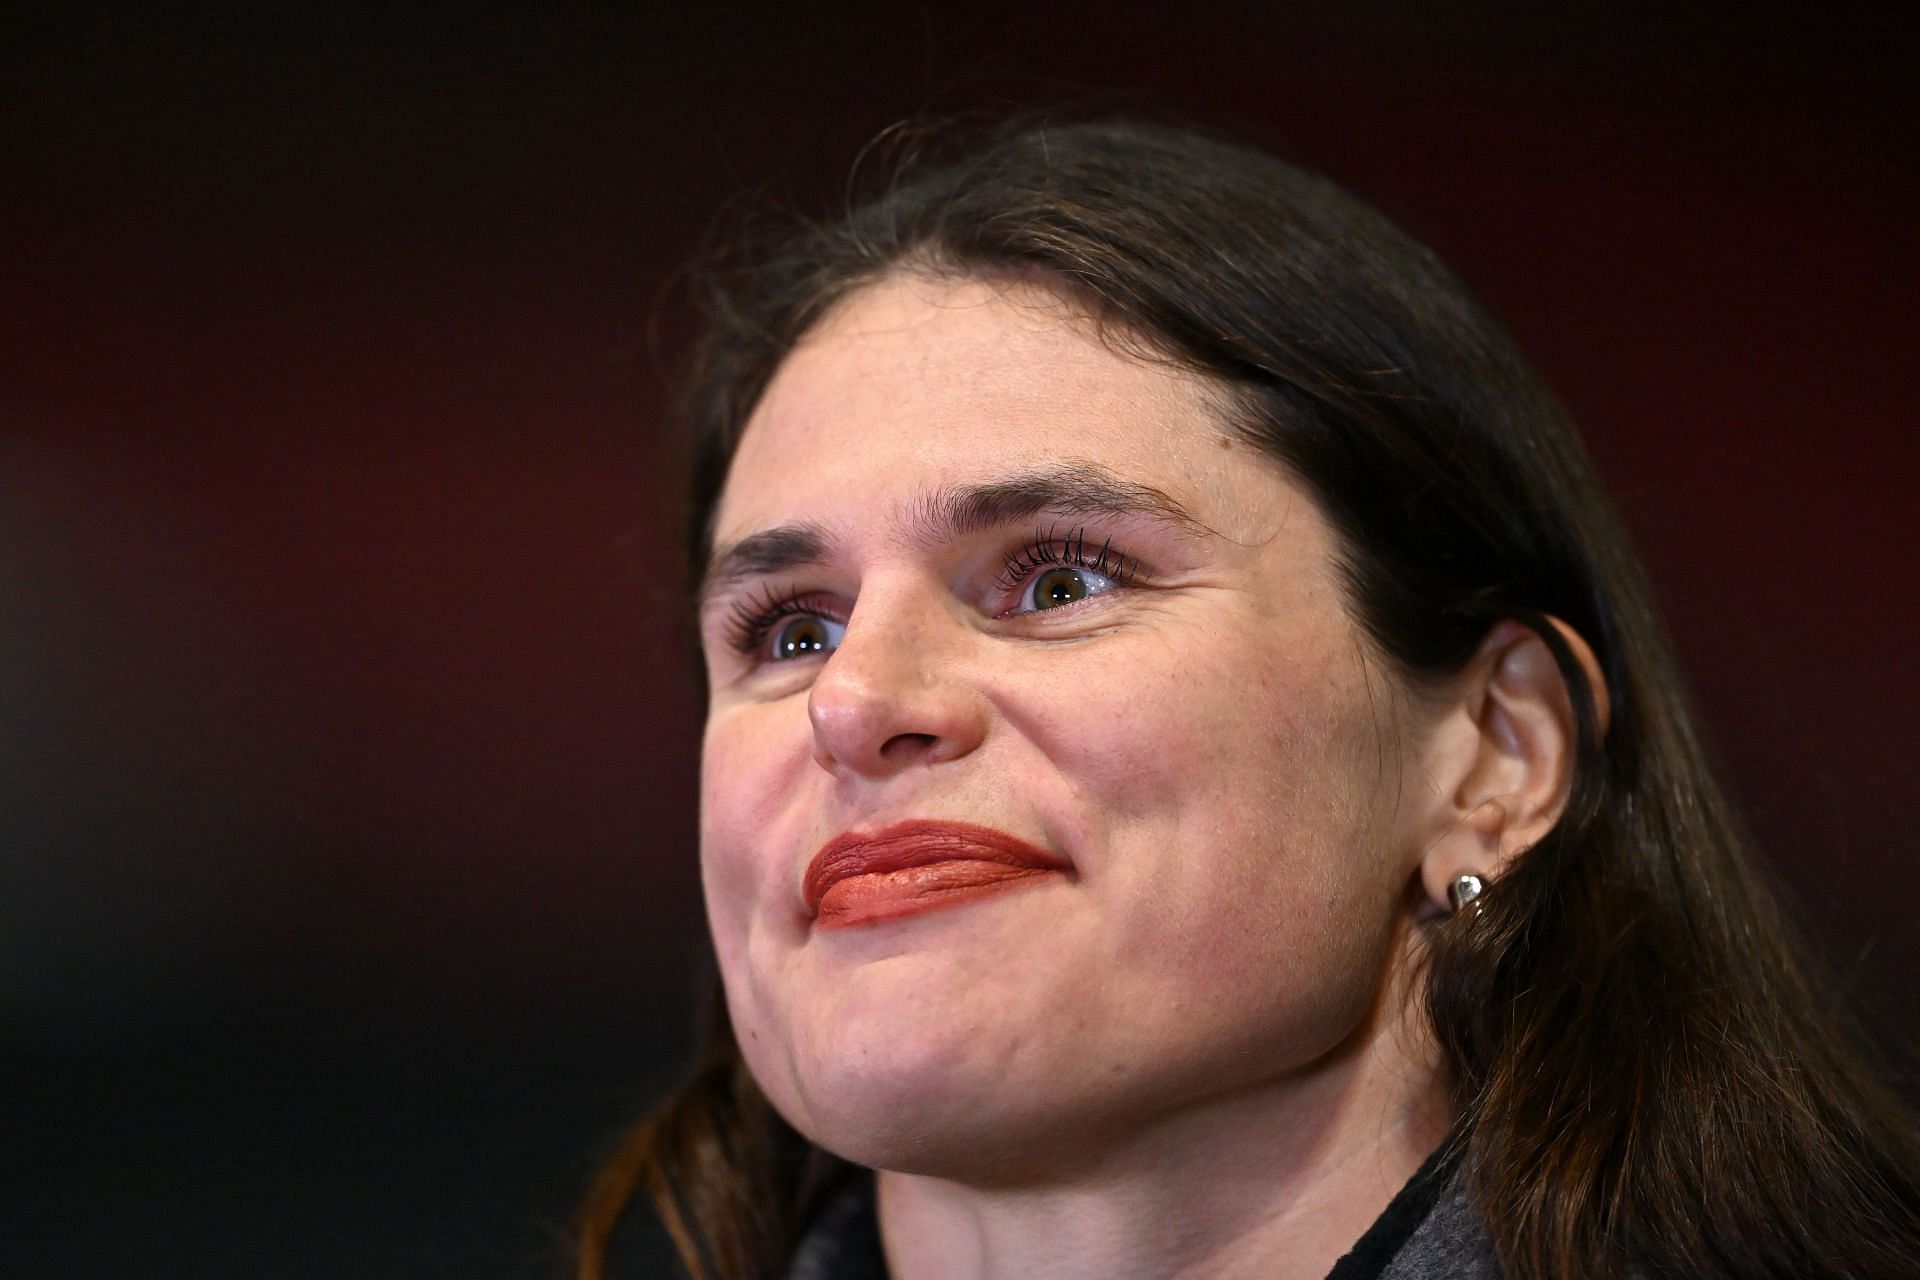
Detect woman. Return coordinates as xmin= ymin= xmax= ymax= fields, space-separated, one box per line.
xmin=578 ymin=118 xmax=1920 ymax=1279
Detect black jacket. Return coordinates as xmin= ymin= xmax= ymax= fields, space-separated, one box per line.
xmin=784 ymin=1140 xmax=1503 ymax=1280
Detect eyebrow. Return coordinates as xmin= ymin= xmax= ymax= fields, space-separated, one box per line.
xmin=698 ymin=462 xmax=1209 ymax=610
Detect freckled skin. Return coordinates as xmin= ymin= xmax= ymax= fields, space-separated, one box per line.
xmin=699 ymin=274 xmax=1450 ymax=1191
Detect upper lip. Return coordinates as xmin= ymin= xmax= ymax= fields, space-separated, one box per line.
xmin=802 ymin=819 xmax=1071 ymax=915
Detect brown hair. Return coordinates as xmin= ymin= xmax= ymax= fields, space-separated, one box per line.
xmin=578 ymin=116 xmax=1920 ymax=1280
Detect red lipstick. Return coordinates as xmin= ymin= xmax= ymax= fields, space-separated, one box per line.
xmin=803 ymin=819 xmax=1070 ymax=929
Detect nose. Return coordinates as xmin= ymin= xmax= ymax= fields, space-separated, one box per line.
xmin=806 ymin=592 xmax=989 ymax=780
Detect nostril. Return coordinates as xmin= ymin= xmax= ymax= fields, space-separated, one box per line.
xmin=879 ymin=732 xmax=939 ymax=759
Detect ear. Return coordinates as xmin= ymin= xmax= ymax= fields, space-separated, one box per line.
xmin=1415 ymin=617 xmax=1608 ymax=915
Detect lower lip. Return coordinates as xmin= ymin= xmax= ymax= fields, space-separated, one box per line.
xmin=813 ymin=860 xmax=1062 ymax=929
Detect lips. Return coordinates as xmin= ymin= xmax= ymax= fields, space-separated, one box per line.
xmin=803 ymin=819 xmax=1071 ymax=929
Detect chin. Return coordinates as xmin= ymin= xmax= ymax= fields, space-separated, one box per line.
xmin=792 ymin=1088 xmax=1081 ymax=1184
xmin=751 ymin=1003 xmax=1076 ymax=1179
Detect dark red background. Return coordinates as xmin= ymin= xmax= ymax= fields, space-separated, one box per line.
xmin=4 ymin=4 xmax=1915 ymax=1276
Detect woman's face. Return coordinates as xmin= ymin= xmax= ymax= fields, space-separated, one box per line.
xmin=698 ymin=274 xmax=1444 ymax=1178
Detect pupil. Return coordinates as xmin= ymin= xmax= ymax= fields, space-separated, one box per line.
xmin=1038 ymin=568 xmax=1088 ymax=607
xmin=779 ymin=619 xmax=826 ymax=656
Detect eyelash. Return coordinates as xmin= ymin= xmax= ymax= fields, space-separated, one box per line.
xmin=992 ymin=523 xmax=1133 ymax=597
xmin=725 ymin=585 xmax=844 ymax=658
xmin=722 ymin=524 xmax=1137 ymax=658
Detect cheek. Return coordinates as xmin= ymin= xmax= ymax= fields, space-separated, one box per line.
xmin=1012 ymin=617 xmax=1401 ymax=1038
xmin=697 ymin=706 xmax=809 ymax=971
xmin=698 ymin=706 xmax=829 ymax=1123
xmin=1022 ymin=613 xmax=1374 ymax=828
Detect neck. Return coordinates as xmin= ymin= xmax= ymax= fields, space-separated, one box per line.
xmin=875 ymin=1006 xmax=1451 ymax=1280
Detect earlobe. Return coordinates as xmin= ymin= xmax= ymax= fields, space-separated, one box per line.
xmin=1419 ymin=798 xmax=1507 ymax=917
xmin=1415 ymin=616 xmax=1604 ymax=916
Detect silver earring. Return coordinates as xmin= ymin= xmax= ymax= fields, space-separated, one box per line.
xmin=1447 ymin=874 xmax=1486 ymax=914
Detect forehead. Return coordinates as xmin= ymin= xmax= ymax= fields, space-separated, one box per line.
xmin=712 ymin=274 xmax=1272 ymax=545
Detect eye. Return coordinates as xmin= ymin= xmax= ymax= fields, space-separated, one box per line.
xmin=769 ymin=614 xmax=845 ymax=660
xmin=723 ymin=587 xmax=847 ymax=664
xmin=1017 ymin=564 xmax=1118 ymax=613
xmin=997 ymin=525 xmax=1135 ymax=618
